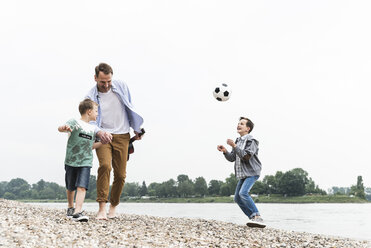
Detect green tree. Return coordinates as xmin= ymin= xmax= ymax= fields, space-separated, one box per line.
xmin=219 ymin=183 xmax=231 ymax=196
xmin=194 ymin=177 xmax=208 ymax=197
xmin=139 ymin=181 xmax=148 ymax=196
xmin=208 ymin=180 xmax=223 ymax=196
xmin=262 ymin=175 xmax=278 ymax=194
xmin=86 ymin=175 xmax=97 ymax=200
xmin=224 ymin=173 xmax=237 ymax=196
xmin=0 ymin=181 xmax=7 ymax=198
xmin=250 ymin=180 xmax=267 ymax=195
xmin=178 ymin=180 xmax=194 ymax=197
xmin=350 ymin=176 xmax=366 ymax=199
xmin=147 ymin=182 xmax=160 ymax=197
xmin=33 ymin=179 xmax=46 ymax=192
xmin=3 ymin=192 xmax=16 ymax=200
xmin=177 ymin=174 xmax=190 ymax=184
xmin=163 ymin=179 xmax=177 ymax=197
xmin=277 ymin=168 xmax=309 ymax=196
xmin=122 ymin=182 xmax=140 ymax=197
xmin=6 ymin=178 xmax=31 ymax=199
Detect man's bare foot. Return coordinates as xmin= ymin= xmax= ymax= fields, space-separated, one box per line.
xmin=107 ymin=205 xmax=117 ymax=219
xmin=96 ymin=210 xmax=108 ymax=220
xmin=96 ymin=202 xmax=108 ymax=220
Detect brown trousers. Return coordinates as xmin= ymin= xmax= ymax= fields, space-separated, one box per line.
xmin=96 ymin=133 xmax=130 ymax=206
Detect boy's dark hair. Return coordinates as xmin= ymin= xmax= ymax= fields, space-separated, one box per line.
xmin=240 ymin=117 xmax=254 ymax=133
xmin=79 ymin=99 xmax=98 ymax=115
xmin=95 ymin=63 xmax=113 ymax=77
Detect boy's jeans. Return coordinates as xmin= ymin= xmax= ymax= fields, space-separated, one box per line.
xmin=234 ymin=176 xmax=260 ymax=219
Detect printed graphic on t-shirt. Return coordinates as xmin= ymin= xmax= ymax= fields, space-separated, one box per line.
xmin=64 ymin=119 xmax=96 ymax=167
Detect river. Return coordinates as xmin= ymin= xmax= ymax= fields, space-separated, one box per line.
xmin=29 ymin=202 xmax=371 ymax=241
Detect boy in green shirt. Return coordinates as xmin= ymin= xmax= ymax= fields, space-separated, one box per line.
xmin=58 ymin=99 xmax=106 ymax=222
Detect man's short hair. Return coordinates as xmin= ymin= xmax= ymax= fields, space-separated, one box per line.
xmin=240 ymin=117 xmax=254 ymax=133
xmin=79 ymin=99 xmax=98 ymax=115
xmin=95 ymin=63 xmax=113 ymax=77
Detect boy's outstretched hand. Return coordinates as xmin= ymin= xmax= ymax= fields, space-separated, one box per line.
xmin=217 ymin=145 xmax=227 ymax=153
xmin=227 ymin=139 xmax=237 ymax=148
xmin=58 ymin=125 xmax=72 ymax=133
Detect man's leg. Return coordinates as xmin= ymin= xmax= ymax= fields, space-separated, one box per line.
xmin=96 ymin=143 xmax=113 ymax=220
xmin=108 ymin=133 xmax=130 ymax=218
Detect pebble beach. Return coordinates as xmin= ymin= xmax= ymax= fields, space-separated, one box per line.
xmin=0 ymin=199 xmax=369 ymax=248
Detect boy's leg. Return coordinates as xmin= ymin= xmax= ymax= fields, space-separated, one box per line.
xmin=74 ymin=187 xmax=86 ymax=213
xmin=65 ymin=165 xmax=77 ymax=213
xmin=234 ymin=179 xmax=253 ymax=218
xmin=96 ymin=143 xmax=113 ymax=220
xmin=66 ymin=190 xmax=75 ymax=208
xmin=73 ymin=166 xmax=91 ymax=214
xmin=238 ymin=176 xmax=260 ymax=219
xmin=108 ymin=133 xmax=130 ymax=218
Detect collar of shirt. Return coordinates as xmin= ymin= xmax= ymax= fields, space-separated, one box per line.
xmin=237 ymin=134 xmax=250 ymax=142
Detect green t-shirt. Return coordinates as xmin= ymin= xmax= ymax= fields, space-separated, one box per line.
xmin=64 ymin=118 xmax=98 ymax=167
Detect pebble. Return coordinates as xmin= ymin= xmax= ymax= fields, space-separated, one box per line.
xmin=0 ymin=199 xmax=369 ymax=247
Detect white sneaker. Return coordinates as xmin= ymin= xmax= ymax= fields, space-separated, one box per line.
xmin=246 ymin=216 xmax=266 ymax=228
xmin=72 ymin=211 xmax=89 ymax=222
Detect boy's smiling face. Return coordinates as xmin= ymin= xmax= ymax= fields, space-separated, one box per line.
xmin=88 ymin=105 xmax=98 ymax=122
xmin=237 ymin=119 xmax=250 ymax=136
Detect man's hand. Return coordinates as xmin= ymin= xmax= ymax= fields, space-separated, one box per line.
xmin=97 ymin=131 xmax=112 ymax=144
xmin=58 ymin=125 xmax=72 ymax=133
xmin=227 ymin=139 xmax=236 ymax=148
xmin=217 ymin=145 xmax=227 ymax=153
xmin=134 ymin=131 xmax=143 ymax=140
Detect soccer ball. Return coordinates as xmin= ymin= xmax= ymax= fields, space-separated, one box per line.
xmin=213 ymin=83 xmax=231 ymax=101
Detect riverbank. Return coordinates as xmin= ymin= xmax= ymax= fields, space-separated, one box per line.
xmin=120 ymin=195 xmax=369 ymax=203
xmin=1 ymin=199 xmax=369 ymax=247
xmin=19 ymin=194 xmax=370 ymax=204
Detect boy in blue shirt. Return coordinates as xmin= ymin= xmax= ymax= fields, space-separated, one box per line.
xmin=217 ymin=117 xmax=266 ymax=228
xmin=58 ymin=99 xmax=110 ymax=222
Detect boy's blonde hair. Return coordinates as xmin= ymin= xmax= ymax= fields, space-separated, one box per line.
xmin=79 ymin=99 xmax=98 ymax=115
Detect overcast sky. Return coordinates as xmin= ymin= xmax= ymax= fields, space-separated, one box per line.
xmin=1 ymin=0 xmax=370 ymax=191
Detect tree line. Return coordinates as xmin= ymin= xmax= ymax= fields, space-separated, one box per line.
xmin=0 ymin=168 xmax=367 ymax=200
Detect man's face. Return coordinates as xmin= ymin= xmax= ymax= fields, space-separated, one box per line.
xmin=237 ymin=119 xmax=250 ymax=136
xmin=95 ymin=71 xmax=112 ymax=93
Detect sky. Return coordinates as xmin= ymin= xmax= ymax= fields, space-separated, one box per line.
xmin=1 ymin=0 xmax=371 ymax=191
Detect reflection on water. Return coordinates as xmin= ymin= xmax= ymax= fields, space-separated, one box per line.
xmin=29 ymin=202 xmax=371 ymax=241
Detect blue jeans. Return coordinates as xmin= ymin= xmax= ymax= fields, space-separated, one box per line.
xmin=234 ymin=176 xmax=260 ymax=219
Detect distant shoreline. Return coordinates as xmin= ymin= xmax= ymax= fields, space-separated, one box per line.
xmin=1 ymin=199 xmax=369 ymax=247
xmin=19 ymin=195 xmax=370 ymax=204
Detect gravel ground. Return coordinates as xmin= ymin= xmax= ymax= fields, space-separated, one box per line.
xmin=0 ymin=199 xmax=369 ymax=248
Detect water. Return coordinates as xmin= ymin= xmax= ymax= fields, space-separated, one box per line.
xmin=29 ymin=202 xmax=371 ymax=241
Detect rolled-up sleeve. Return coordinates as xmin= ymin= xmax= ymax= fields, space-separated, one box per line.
xmin=224 ymin=151 xmax=236 ymax=162
xmin=234 ymin=140 xmax=258 ymax=160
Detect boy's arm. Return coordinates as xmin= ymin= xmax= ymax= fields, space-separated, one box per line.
xmin=58 ymin=125 xmax=72 ymax=133
xmin=234 ymin=140 xmax=258 ymax=161
xmin=218 ymin=146 xmax=236 ymax=162
xmin=223 ymin=150 xmax=236 ymax=162
xmin=92 ymin=142 xmax=102 ymax=150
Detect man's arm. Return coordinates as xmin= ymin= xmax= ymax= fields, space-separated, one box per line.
xmin=96 ymin=131 xmax=112 ymax=144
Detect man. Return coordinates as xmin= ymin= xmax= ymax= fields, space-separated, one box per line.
xmin=86 ymin=63 xmax=144 ymax=219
